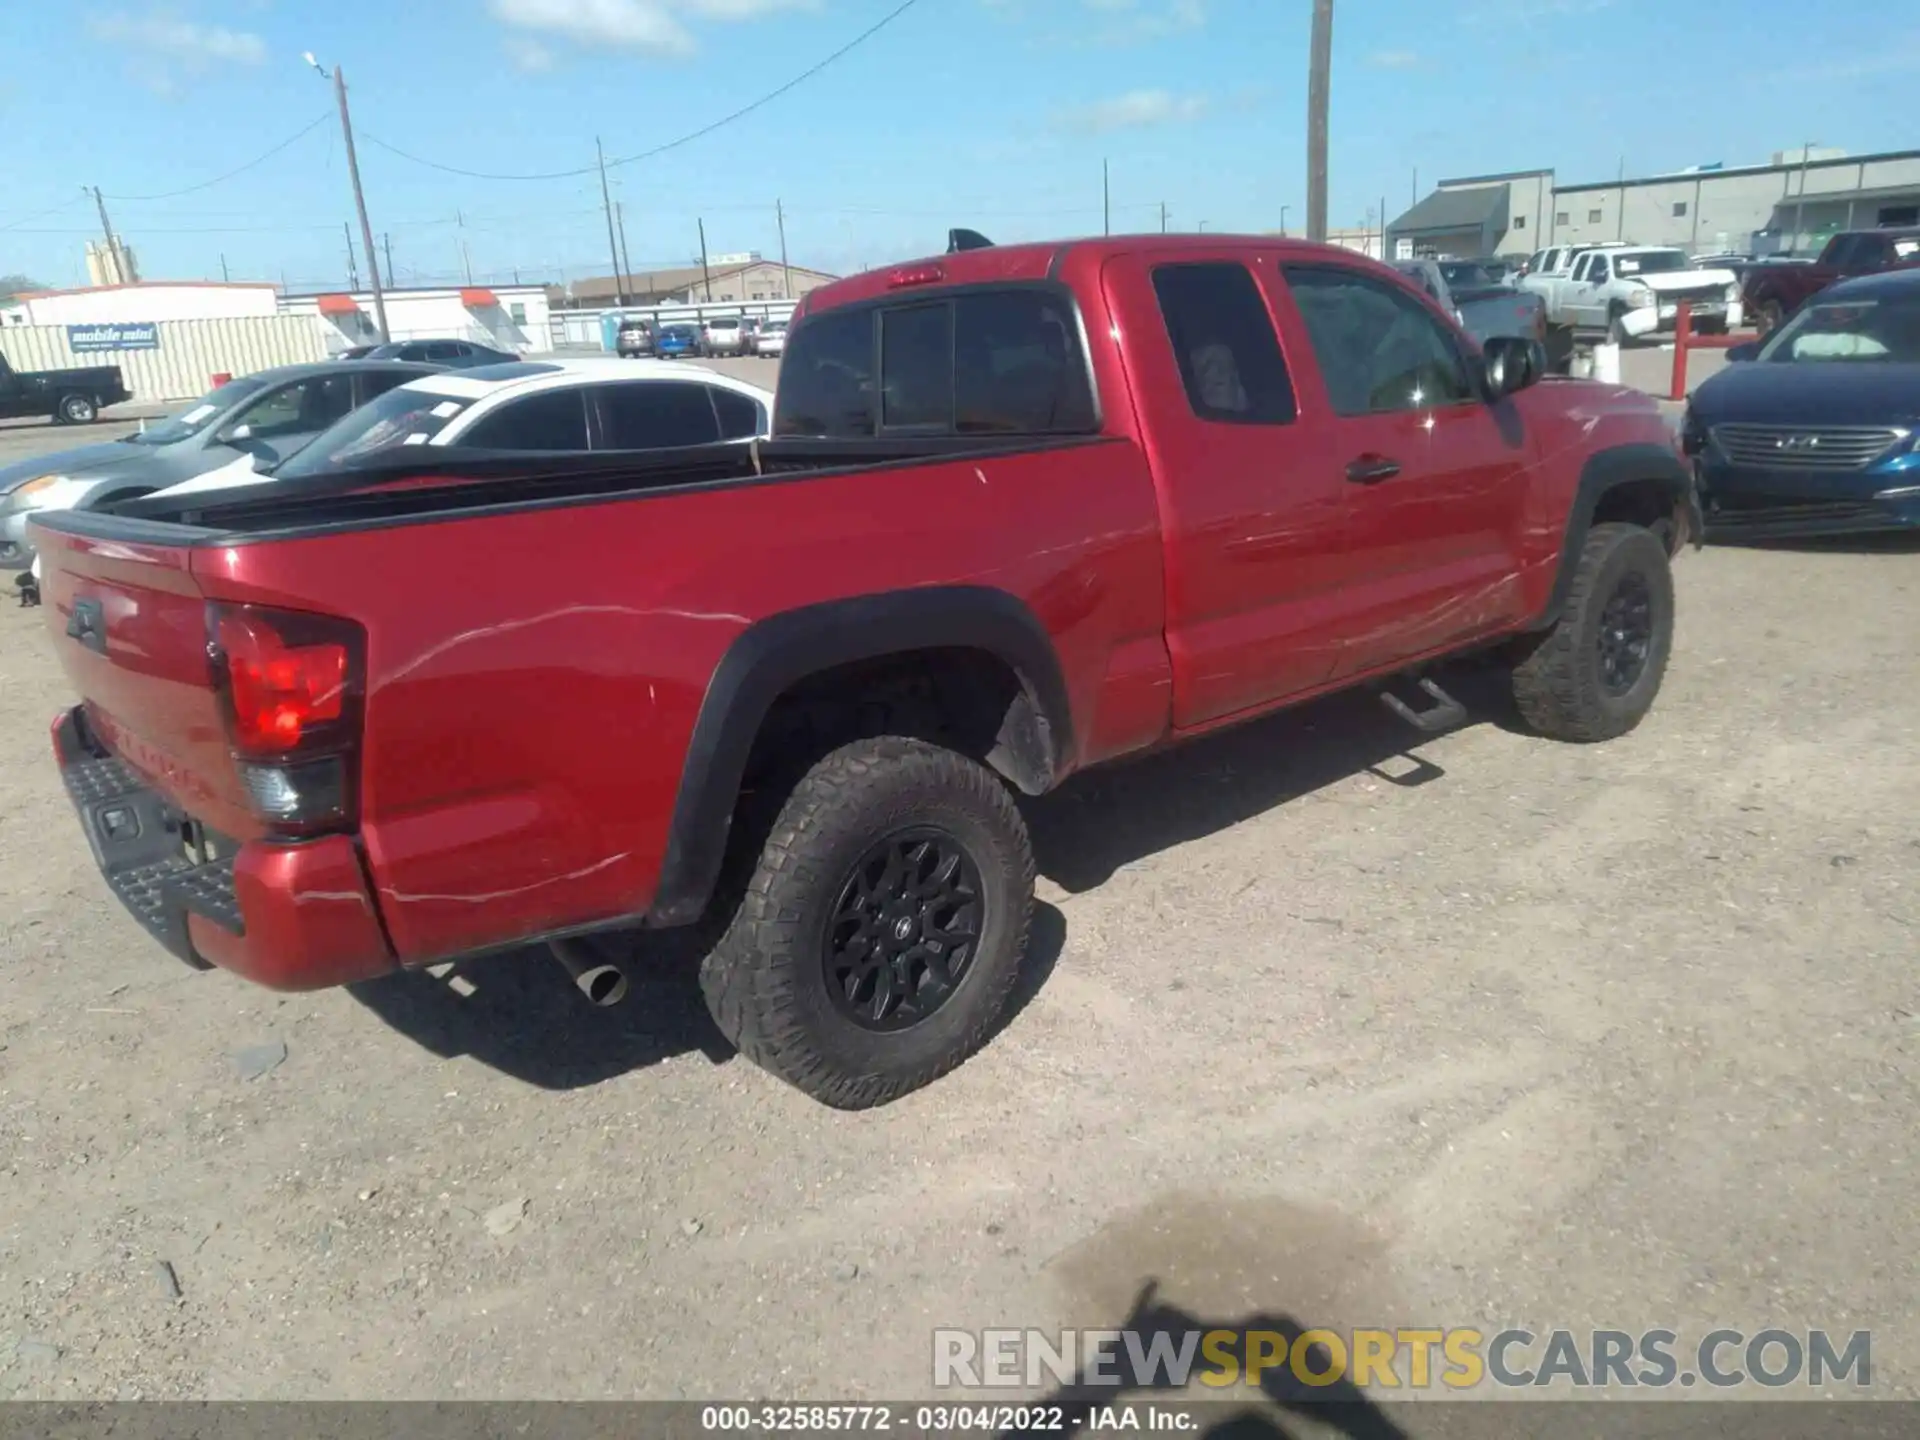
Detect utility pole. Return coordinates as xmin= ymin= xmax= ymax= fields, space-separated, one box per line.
xmin=220 ymin=253 xmax=230 ymax=283
xmin=1379 ymin=194 xmax=1387 ymax=258
xmin=595 ymin=136 xmax=626 ymax=305
xmin=1102 ymin=158 xmax=1111 ymax=236
xmin=461 ymin=240 xmax=474 ymax=287
xmin=383 ymin=232 xmax=394 ymax=286
xmin=306 ymin=54 xmax=389 ymax=339
xmin=697 ymin=218 xmax=714 ymax=300
xmin=1792 ymin=140 xmax=1816 ymax=253
xmin=1160 ymin=201 xmax=1168 ymax=234
xmin=1279 ymin=205 xmax=1289 ymax=236
xmin=1411 ymin=166 xmax=1418 ymax=208
xmin=1306 ymin=0 xmax=1333 ymax=243
xmin=343 ymin=221 xmax=360 ymax=289
xmin=776 ymin=198 xmax=793 ymax=300
xmin=615 ymin=200 xmax=634 ymax=301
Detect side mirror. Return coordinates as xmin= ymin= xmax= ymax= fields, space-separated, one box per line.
xmin=226 ymin=423 xmax=253 ymax=441
xmin=1726 ymin=341 xmax=1761 ymax=363
xmin=1482 ymin=335 xmax=1547 ymax=398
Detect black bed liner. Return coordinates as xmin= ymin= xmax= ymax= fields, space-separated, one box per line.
xmin=37 ymin=433 xmax=1118 ymax=550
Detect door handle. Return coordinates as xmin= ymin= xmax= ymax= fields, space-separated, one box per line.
xmin=1345 ymin=454 xmax=1401 ymax=484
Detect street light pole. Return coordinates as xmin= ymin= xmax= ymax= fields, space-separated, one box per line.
xmin=306 ymin=53 xmax=389 ymax=341
xmin=1306 ymin=0 xmax=1333 ymax=243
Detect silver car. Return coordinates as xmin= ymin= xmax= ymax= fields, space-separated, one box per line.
xmin=2 ymin=359 xmax=441 ymax=571
xmin=699 ymin=316 xmax=751 ymax=357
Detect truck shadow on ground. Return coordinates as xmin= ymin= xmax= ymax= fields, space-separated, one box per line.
xmin=1001 ymin=1280 xmax=1410 ymax=1440
xmin=1025 ymin=673 xmax=1501 ymax=895
xmin=345 ymin=901 xmax=1067 ymax=1091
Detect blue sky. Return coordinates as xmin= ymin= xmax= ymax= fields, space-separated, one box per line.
xmin=1 ymin=0 xmax=1914 ymax=292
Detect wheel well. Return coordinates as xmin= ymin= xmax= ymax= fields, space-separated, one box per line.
xmin=1591 ymin=479 xmax=1676 ymax=533
xmin=741 ymin=646 xmax=1052 ymax=799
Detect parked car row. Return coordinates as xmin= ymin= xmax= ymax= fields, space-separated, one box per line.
xmin=616 ymin=314 xmax=790 ymax=360
xmin=1518 ymin=243 xmax=1741 ymax=344
xmin=3 ymin=355 xmax=771 ymax=587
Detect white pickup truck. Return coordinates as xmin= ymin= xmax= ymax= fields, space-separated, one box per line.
xmin=1520 ymin=244 xmax=1741 ymax=344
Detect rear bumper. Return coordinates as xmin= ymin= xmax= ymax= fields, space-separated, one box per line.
xmin=54 ymin=706 xmax=397 ymax=990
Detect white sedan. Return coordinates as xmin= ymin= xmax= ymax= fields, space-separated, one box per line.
xmin=148 ymin=358 xmax=773 ymax=499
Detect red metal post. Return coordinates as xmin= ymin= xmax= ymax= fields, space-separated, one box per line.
xmin=1669 ymin=301 xmax=1693 ymax=401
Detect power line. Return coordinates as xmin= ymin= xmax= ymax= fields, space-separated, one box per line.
xmin=0 ymin=193 xmax=91 ymax=233
xmin=360 ymin=0 xmax=923 ymax=182
xmin=101 ymin=113 xmax=333 ymax=202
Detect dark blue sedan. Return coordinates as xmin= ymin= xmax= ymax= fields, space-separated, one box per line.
xmin=1684 ymin=268 xmax=1920 ymax=540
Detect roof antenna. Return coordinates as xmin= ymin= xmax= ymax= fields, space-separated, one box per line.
xmin=947 ymin=228 xmax=994 ymax=253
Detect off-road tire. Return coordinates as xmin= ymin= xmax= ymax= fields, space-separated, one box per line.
xmin=698 ymin=736 xmax=1035 ymax=1109
xmin=1605 ymin=305 xmax=1630 ymax=347
xmin=56 ymin=393 xmax=98 ymax=424
xmin=1510 ymin=522 xmax=1674 ymax=743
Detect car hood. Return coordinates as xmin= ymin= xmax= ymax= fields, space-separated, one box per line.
xmin=1636 ymin=269 xmax=1736 ymax=293
xmin=1691 ymin=362 xmax=1920 ymax=428
xmin=0 ymin=441 xmax=147 ymax=494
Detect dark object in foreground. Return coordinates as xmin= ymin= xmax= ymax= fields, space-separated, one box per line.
xmin=13 ymin=571 xmax=36 ymax=607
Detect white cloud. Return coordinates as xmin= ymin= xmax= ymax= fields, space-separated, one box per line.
xmin=488 ymin=0 xmax=811 ymax=60
xmin=1057 ymin=88 xmax=1208 ymax=133
xmin=503 ymin=35 xmax=557 ymax=69
xmin=87 ymin=12 xmax=268 ymax=66
xmin=1366 ymin=49 xmax=1421 ymax=68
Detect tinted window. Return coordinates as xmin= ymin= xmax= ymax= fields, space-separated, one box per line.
xmin=596 ymin=381 xmax=721 ymax=450
xmin=1591 ymin=256 xmax=1611 ymax=282
xmin=1283 ymin=266 xmax=1475 ymax=417
xmin=881 ymin=304 xmax=952 ymax=429
xmin=227 ymin=373 xmax=356 ymax=440
xmin=953 ymin=290 xmax=1097 ymax=434
xmin=711 ymin=386 xmax=764 ymax=439
xmin=1149 ymin=262 xmax=1297 ymax=424
xmin=463 ymin=388 xmax=590 ymax=450
xmin=357 ymin=370 xmax=419 ymax=405
xmin=773 ymin=308 xmax=875 ymax=438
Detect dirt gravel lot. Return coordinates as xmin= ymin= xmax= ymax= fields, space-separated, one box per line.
xmin=1 ymin=406 xmax=1916 ymax=1411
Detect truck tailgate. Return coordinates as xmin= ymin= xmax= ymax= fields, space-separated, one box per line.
xmin=33 ymin=519 xmax=258 ymax=841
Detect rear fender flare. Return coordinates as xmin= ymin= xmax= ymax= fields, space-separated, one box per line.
xmin=1535 ymin=442 xmax=1696 ymax=629
xmin=647 ymin=585 xmax=1073 ymax=926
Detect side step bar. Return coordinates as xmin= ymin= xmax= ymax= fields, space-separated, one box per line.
xmin=1379 ymin=677 xmax=1468 ymax=734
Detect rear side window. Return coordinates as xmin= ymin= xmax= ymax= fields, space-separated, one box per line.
xmin=775 ymin=288 xmax=1097 ymax=439
xmin=1150 ymin=262 xmax=1297 ymax=424
xmin=774 ymin=308 xmax=876 ymax=438
xmin=463 ymin=387 xmax=590 ymax=451
xmin=711 ymin=385 xmax=765 ymax=439
xmin=595 ymin=381 xmax=721 ymax=450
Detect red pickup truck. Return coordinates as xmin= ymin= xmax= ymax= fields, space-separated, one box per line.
xmin=1741 ymin=227 xmax=1920 ymax=332
xmin=31 ymin=234 xmax=1696 ymax=1109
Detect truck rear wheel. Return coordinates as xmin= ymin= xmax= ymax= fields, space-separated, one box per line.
xmin=55 ymin=393 xmax=98 ymax=424
xmin=699 ymin=736 xmax=1034 ymax=1109
xmin=1509 ymin=522 xmax=1674 ymax=744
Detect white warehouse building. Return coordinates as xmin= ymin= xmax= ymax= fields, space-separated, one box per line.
xmin=1 ymin=281 xmax=281 ymax=327
xmin=281 ymin=283 xmax=554 ymax=356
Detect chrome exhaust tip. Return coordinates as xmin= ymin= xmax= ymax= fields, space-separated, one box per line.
xmin=549 ymin=938 xmax=629 ymax=1007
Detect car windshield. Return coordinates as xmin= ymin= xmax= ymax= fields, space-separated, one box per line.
xmin=1758 ymin=293 xmax=1920 ymax=364
xmin=1438 ymin=262 xmax=1499 ymax=289
xmin=764 ymin=321 xmax=788 ymax=334
xmin=709 ymin=319 xmax=740 ymax=330
xmin=1614 ymin=251 xmax=1689 ymax=277
xmin=272 ymin=384 xmax=477 ymax=477
xmin=121 ymin=377 xmax=266 ymax=445
xmin=664 ymin=325 xmax=697 ymax=339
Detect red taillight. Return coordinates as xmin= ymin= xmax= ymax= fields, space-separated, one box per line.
xmin=218 ymin=611 xmax=348 ymax=753
xmin=210 ymin=603 xmax=364 ymax=833
xmin=887 ymin=263 xmax=944 ymax=288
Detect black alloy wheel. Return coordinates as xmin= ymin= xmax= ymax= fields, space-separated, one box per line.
xmin=1596 ymin=572 xmax=1654 ymax=696
xmin=825 ymin=828 xmax=984 ymax=1032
